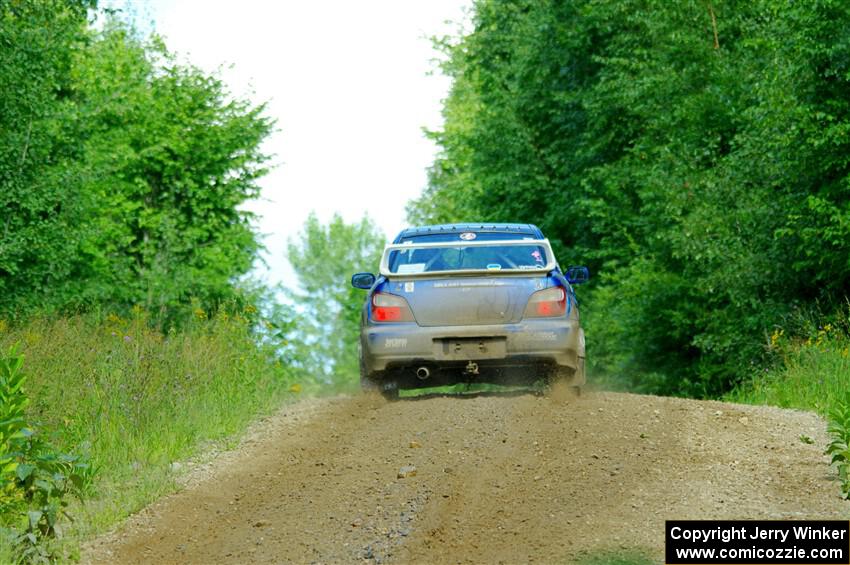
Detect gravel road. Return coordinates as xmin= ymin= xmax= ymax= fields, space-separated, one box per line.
xmin=85 ymin=390 xmax=849 ymax=564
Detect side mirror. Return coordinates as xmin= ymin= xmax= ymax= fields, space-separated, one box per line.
xmin=566 ymin=266 xmax=590 ymax=285
xmin=351 ymin=272 xmax=376 ymax=289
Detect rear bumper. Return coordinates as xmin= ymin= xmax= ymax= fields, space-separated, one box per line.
xmin=361 ymin=319 xmax=584 ymax=378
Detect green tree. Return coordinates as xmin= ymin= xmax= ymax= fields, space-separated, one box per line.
xmin=286 ymin=213 xmax=385 ymax=386
xmin=0 ymin=0 xmax=93 ymax=314
xmin=68 ymin=23 xmax=275 ymax=313
xmin=0 ymin=7 xmax=274 ymax=317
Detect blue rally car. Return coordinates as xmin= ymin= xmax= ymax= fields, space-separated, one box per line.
xmin=350 ymin=223 xmax=588 ymax=399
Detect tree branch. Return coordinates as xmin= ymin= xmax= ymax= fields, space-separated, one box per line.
xmin=18 ymin=120 xmax=32 ymax=173
xmin=707 ymin=1 xmax=720 ymax=50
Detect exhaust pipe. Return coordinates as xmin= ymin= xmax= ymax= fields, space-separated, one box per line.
xmin=416 ymin=367 xmax=430 ymax=380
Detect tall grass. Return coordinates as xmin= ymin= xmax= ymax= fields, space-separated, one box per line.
xmin=0 ymin=307 xmax=300 ymax=537
xmin=727 ymin=310 xmax=850 ymax=415
xmin=728 ymin=305 xmax=850 ymax=497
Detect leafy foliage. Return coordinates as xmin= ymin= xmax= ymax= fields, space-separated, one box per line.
xmin=0 ymin=3 xmax=274 ymax=316
xmin=826 ymin=403 xmax=850 ymax=500
xmin=286 ymin=214 xmax=385 ymax=386
xmin=0 ymin=0 xmax=92 ymax=315
xmin=411 ymin=0 xmax=850 ymax=395
xmin=0 ymin=348 xmax=30 ymax=518
xmin=0 ymin=346 xmax=90 ymax=564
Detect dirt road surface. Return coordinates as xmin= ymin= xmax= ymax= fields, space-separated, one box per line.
xmin=85 ymin=391 xmax=849 ymax=564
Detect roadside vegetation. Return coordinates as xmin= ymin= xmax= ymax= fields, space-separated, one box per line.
xmin=727 ymin=304 xmax=850 ymax=496
xmin=0 ymin=306 xmax=301 ymax=561
xmin=0 ymin=1 xmax=297 ymax=561
xmin=0 ymin=346 xmax=91 ymax=564
xmin=728 ymin=305 xmax=850 ymax=415
xmin=0 ymin=307 xmax=299 ymax=541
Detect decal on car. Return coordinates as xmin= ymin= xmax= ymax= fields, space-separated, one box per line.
xmin=397 ymin=263 xmax=426 ymax=274
xmin=459 ymin=232 xmax=477 ymax=240
xmin=533 ymin=332 xmax=557 ymax=341
xmin=433 ymin=280 xmax=508 ymax=288
xmin=531 ymin=249 xmax=544 ymax=264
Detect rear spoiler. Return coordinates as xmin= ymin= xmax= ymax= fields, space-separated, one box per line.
xmin=378 ymin=238 xmax=558 ymax=278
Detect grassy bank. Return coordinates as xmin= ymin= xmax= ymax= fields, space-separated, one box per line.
xmin=727 ymin=307 xmax=850 ymax=496
xmin=727 ymin=315 xmax=849 ymax=415
xmin=0 ymin=307 xmax=300 ymax=557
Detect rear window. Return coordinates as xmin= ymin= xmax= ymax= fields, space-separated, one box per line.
xmin=387 ymin=243 xmax=549 ymax=274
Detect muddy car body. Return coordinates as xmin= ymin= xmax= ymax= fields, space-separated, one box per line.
xmin=351 ymin=224 xmax=588 ymax=398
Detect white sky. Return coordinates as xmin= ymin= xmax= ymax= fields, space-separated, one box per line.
xmin=127 ymin=0 xmax=471 ymax=288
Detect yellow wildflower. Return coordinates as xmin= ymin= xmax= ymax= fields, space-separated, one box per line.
xmin=769 ymin=328 xmax=783 ymax=349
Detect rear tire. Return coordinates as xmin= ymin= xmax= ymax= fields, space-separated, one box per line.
xmin=359 ymin=355 xmax=379 ymax=392
xmin=360 ymin=359 xmax=399 ymax=400
xmin=360 ymin=373 xmax=379 ymax=392
xmin=360 ymin=375 xmax=399 ymax=400
xmin=381 ymin=386 xmax=399 ymax=401
xmin=546 ymin=366 xmax=581 ymax=398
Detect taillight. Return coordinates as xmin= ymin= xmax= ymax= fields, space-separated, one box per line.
xmin=524 ymin=286 xmax=566 ymax=318
xmin=371 ymin=292 xmax=415 ymax=323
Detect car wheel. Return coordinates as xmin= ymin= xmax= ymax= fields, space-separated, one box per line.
xmin=363 ymin=378 xmax=399 ymax=400
xmin=381 ymin=386 xmax=399 ymax=401
xmin=359 ymin=355 xmax=379 ymax=391
xmin=546 ymin=366 xmax=581 ymax=397
xmin=360 ymin=373 xmax=379 ymax=392
xmin=360 ymin=360 xmax=399 ymax=400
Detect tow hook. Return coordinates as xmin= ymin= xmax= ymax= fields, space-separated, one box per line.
xmin=464 ymin=361 xmax=479 ymax=375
